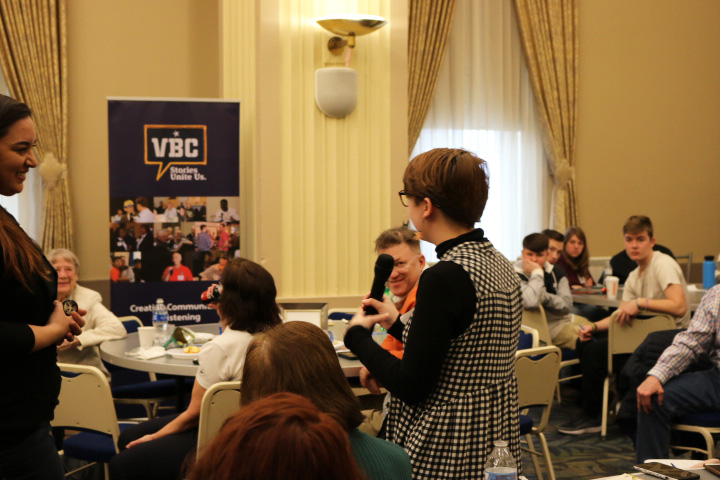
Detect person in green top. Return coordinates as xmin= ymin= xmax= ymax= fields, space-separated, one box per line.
xmin=241 ymin=321 xmax=412 ymax=480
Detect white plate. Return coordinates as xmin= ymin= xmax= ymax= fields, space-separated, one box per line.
xmin=166 ymin=348 xmax=201 ymax=360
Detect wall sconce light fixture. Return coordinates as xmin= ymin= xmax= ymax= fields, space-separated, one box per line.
xmin=315 ymin=14 xmax=387 ymax=119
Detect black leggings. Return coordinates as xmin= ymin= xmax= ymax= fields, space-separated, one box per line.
xmin=108 ymin=414 xmax=197 ymax=480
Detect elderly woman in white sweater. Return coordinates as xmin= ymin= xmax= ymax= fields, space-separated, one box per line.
xmin=49 ymin=248 xmax=126 ymax=379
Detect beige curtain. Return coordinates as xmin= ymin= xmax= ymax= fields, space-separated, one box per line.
xmin=407 ymin=0 xmax=456 ymax=156
xmin=0 ymin=0 xmax=72 ymax=250
xmin=514 ymin=0 xmax=578 ymax=231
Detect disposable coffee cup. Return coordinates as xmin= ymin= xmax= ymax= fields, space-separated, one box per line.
xmin=138 ymin=326 xmax=155 ymax=349
xmin=605 ymin=276 xmax=619 ymax=301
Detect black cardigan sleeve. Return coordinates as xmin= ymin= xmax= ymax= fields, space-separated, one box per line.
xmin=345 ymin=261 xmax=475 ymax=405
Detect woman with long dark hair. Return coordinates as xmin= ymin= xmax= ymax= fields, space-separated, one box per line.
xmin=0 ymin=95 xmax=85 ymax=479
xmin=557 ymin=226 xmax=595 ymax=288
xmin=109 ymin=258 xmax=282 ymax=480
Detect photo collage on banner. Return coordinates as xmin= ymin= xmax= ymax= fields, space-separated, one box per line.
xmin=108 ymin=98 xmax=240 ymax=326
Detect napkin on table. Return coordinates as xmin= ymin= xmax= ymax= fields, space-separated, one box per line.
xmin=132 ymin=346 xmax=166 ymax=360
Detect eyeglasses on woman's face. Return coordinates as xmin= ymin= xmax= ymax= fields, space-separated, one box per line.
xmin=398 ymin=190 xmax=441 ymax=210
xmin=398 ymin=190 xmax=416 ymax=207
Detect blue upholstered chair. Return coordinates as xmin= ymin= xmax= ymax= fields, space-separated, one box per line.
xmin=519 ymin=325 xmax=540 ymax=350
xmin=671 ymin=411 xmax=720 ymax=459
xmin=53 ymin=363 xmax=134 ymax=479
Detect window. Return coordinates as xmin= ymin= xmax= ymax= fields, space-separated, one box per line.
xmin=410 ymin=0 xmax=549 ymax=261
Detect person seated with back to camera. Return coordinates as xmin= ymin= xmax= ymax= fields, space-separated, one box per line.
xmin=108 ymin=258 xmax=282 ymax=480
xmin=515 ymin=233 xmax=592 ymax=351
xmin=50 ymin=249 xmax=126 ymax=379
xmin=186 ymin=392 xmax=367 ymax=480
xmin=558 ymin=215 xmax=690 ymax=436
xmin=240 ymin=321 xmax=413 ymax=480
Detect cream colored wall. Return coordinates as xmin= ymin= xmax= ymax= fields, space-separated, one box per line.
xmin=576 ymin=0 xmax=720 ymax=259
xmin=222 ymin=0 xmax=408 ymax=302
xmin=69 ymin=0 xmax=717 ymax=298
xmin=66 ymin=0 xmax=220 ymax=280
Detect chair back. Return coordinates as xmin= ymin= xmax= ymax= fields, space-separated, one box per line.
xmin=52 ymin=363 xmax=121 ymax=452
xmin=519 ymin=325 xmax=540 ymax=350
xmin=522 ymin=305 xmax=551 ymax=346
xmin=197 ymin=381 xmax=242 ymax=451
xmin=516 ymin=346 xmax=561 ymax=430
xmin=119 ymin=315 xmax=143 ymax=333
xmin=607 ymin=311 xmax=676 ymax=372
xmin=328 ymin=308 xmax=356 ymax=322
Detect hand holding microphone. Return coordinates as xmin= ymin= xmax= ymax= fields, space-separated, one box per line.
xmin=348 ymin=254 xmax=398 ymax=331
xmin=364 ymin=253 xmax=395 ymax=315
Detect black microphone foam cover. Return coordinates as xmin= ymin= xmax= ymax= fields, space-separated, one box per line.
xmin=365 ymin=253 xmax=395 ymax=315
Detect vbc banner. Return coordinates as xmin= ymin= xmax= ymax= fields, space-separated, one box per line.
xmin=108 ymin=98 xmax=241 ymax=326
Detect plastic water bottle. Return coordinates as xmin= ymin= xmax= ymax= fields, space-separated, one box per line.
xmin=603 ymin=261 xmax=613 ymax=283
xmin=152 ymin=298 xmax=169 ymax=346
xmin=484 ymin=440 xmax=517 ymax=479
xmin=704 ymin=256 xmax=716 ymax=290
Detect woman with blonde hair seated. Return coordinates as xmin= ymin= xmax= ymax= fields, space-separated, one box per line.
xmin=49 ymin=248 xmax=126 ymax=379
xmin=187 ymin=392 xmax=365 ymax=480
xmin=241 ymin=321 xmax=412 ymax=480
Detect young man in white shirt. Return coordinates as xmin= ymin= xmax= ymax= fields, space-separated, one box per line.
xmin=559 ymin=215 xmax=688 ymax=435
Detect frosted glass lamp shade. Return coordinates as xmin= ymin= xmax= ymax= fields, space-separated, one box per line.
xmin=315 ymin=67 xmax=357 ymax=118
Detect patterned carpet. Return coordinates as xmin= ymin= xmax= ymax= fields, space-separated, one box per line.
xmin=520 ymin=388 xmax=638 ymax=480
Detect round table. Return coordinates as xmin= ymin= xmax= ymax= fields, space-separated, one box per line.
xmin=100 ymin=321 xmax=378 ymax=378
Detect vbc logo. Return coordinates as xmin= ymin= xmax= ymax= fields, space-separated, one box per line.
xmin=144 ymin=125 xmax=207 ymax=180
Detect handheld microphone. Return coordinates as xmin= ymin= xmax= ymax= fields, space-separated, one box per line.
xmin=201 ymin=284 xmax=223 ymax=304
xmin=364 ymin=253 xmax=395 ymax=315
